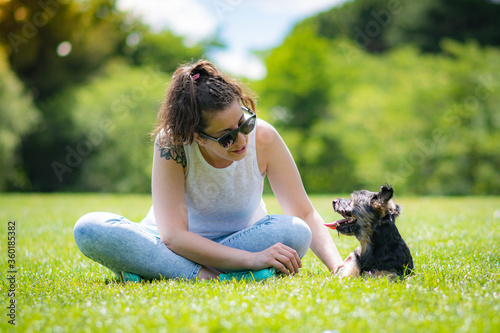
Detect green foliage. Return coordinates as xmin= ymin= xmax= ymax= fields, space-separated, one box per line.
xmin=258 ymin=27 xmax=358 ymax=193
xmin=0 ymin=0 xmax=136 ymax=191
xmin=298 ymin=0 xmax=500 ymax=54
xmin=283 ymin=2 xmax=500 ymax=193
xmin=0 ymin=47 xmax=39 ymax=191
xmin=0 ymin=0 xmax=207 ymax=192
xmin=129 ymin=30 xmax=205 ymax=73
xmin=301 ymin=0 xmax=393 ymax=52
xmin=0 ymin=0 xmax=129 ymax=97
xmin=385 ymin=0 xmax=500 ymax=52
xmin=1 ymin=194 xmax=499 ymax=331
xmin=1 ymin=0 xmax=499 ymax=195
xmin=67 ymin=61 xmax=170 ymax=192
xmin=258 ymin=32 xmax=500 ymax=194
xmin=261 ymin=25 xmax=332 ymax=129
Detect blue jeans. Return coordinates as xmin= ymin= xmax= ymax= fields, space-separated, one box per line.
xmin=73 ymin=213 xmax=312 ymax=280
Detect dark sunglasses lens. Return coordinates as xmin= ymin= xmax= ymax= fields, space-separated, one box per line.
xmin=220 ymin=132 xmax=238 ymax=148
xmin=219 ymin=115 xmax=256 ymax=149
xmin=241 ymin=117 xmax=256 ymax=135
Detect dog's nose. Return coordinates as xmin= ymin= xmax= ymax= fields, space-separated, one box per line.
xmin=332 ymin=199 xmax=337 ymax=207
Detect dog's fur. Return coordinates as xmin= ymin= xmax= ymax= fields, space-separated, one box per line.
xmin=326 ymin=185 xmax=413 ymax=279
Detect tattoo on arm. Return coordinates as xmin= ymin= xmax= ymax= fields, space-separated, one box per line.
xmin=156 ymin=141 xmax=187 ymax=168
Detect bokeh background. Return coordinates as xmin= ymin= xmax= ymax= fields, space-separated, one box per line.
xmin=1 ymin=0 xmax=499 ymax=195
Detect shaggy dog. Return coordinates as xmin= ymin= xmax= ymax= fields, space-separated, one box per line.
xmin=326 ymin=185 xmax=413 ymax=278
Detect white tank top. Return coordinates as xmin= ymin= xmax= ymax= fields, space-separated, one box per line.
xmin=142 ymin=124 xmax=267 ymax=240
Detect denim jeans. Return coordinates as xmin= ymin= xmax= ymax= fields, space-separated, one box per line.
xmin=74 ymin=212 xmax=312 ymax=280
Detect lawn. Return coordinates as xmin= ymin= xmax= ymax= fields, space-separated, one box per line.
xmin=0 ymin=193 xmax=499 ymax=332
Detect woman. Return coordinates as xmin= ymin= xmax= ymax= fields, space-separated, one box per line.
xmin=74 ymin=60 xmax=342 ymax=282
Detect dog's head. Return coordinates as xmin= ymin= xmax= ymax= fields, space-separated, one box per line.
xmin=325 ymin=185 xmax=402 ymax=242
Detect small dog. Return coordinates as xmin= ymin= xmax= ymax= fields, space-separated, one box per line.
xmin=325 ymin=185 xmax=413 ymax=279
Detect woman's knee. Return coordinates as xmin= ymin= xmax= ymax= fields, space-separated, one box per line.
xmin=74 ymin=213 xmax=98 ymax=247
xmin=73 ymin=212 xmax=115 ymax=252
xmin=271 ymin=215 xmax=312 ymax=257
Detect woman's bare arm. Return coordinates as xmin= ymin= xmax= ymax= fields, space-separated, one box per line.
xmin=256 ymin=121 xmax=343 ymax=272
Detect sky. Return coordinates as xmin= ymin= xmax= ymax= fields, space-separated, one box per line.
xmin=117 ymin=0 xmax=345 ymax=79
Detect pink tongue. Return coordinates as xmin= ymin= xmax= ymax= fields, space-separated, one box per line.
xmin=324 ymin=219 xmax=348 ymax=230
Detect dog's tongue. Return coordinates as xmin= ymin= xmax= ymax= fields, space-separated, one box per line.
xmin=324 ymin=219 xmax=349 ymax=230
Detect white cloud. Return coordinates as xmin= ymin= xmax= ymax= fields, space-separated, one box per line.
xmin=210 ymin=50 xmax=267 ymax=80
xmin=117 ymin=0 xmax=217 ymax=43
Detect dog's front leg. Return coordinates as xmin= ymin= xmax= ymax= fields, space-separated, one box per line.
xmin=335 ymin=252 xmax=361 ymax=278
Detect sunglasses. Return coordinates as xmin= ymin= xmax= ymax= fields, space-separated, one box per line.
xmin=198 ymin=106 xmax=257 ymax=149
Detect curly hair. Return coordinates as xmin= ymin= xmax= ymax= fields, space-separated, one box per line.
xmin=152 ymin=59 xmax=256 ymax=145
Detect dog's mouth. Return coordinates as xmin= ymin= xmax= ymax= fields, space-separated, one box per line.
xmin=325 ymin=200 xmax=357 ymax=230
xmin=325 ymin=214 xmax=357 ymax=230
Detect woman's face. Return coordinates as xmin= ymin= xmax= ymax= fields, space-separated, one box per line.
xmin=195 ymin=99 xmax=251 ymax=167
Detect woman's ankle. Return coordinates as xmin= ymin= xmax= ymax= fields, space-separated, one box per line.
xmin=197 ymin=266 xmax=221 ymax=280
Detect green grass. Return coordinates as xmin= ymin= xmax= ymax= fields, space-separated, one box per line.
xmin=1 ymin=193 xmax=499 ymax=332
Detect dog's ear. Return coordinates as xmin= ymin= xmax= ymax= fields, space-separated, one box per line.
xmin=372 ymin=185 xmax=396 ymax=216
xmin=373 ymin=185 xmax=401 ymax=218
xmin=377 ymin=184 xmax=394 ymax=203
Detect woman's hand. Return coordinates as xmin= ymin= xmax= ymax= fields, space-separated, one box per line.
xmin=250 ymin=243 xmax=302 ymax=275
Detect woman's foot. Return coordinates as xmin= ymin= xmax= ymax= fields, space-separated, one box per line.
xmin=120 ymin=271 xmax=143 ymax=283
xmin=218 ymin=268 xmax=276 ymax=282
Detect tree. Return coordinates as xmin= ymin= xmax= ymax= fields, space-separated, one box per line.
xmin=258 ymin=29 xmax=359 ymax=193
xmin=259 ymin=25 xmax=332 ymax=130
xmin=297 ymin=0 xmax=500 ymax=54
xmin=259 ymin=26 xmax=500 ymax=194
xmin=66 ymin=61 xmax=170 ymax=192
xmin=128 ymin=30 xmax=204 ymax=74
xmin=0 ymin=0 xmax=205 ymax=191
xmin=298 ymin=0 xmax=398 ymax=53
xmin=0 ymin=0 xmax=130 ymax=98
xmin=0 ymin=47 xmax=39 ymax=190
xmin=0 ymin=0 xmax=134 ymax=190
xmin=386 ymin=0 xmax=500 ymax=53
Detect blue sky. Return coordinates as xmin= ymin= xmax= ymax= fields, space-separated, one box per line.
xmin=117 ymin=0 xmax=345 ymax=79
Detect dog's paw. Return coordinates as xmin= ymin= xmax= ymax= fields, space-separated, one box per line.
xmin=333 ymin=264 xmax=345 ymax=278
xmin=336 ymin=257 xmax=361 ymax=279
xmin=333 ymin=264 xmax=344 ymax=275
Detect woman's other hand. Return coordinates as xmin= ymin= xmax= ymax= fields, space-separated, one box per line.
xmin=250 ymin=242 xmax=301 ymax=275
